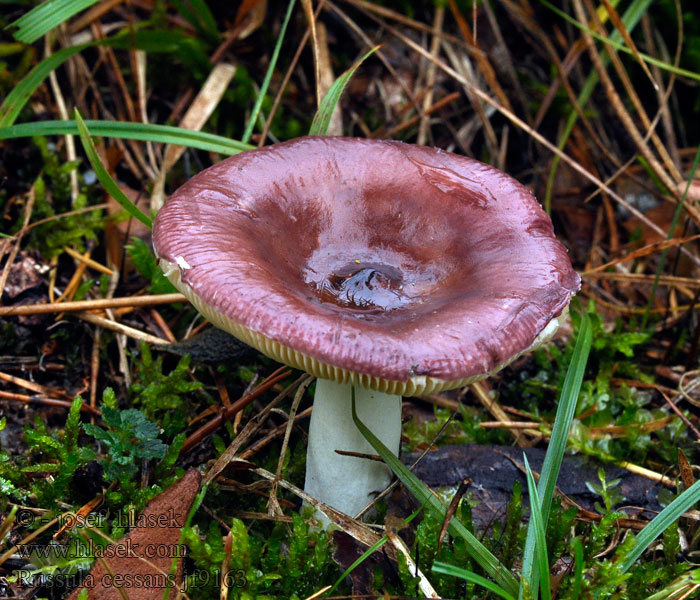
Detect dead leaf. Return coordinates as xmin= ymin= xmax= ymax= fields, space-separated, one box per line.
xmin=234 ymin=0 xmax=267 ymax=41
xmin=67 ymin=468 xmax=201 ymax=600
xmin=3 ymin=251 xmax=45 ymax=299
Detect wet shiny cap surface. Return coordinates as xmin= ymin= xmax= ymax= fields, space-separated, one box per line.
xmin=153 ymin=136 xmax=580 ymax=395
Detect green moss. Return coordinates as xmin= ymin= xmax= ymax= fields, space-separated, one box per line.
xmin=183 ymin=511 xmax=341 ymax=599
xmin=20 ymin=137 xmax=104 ymax=260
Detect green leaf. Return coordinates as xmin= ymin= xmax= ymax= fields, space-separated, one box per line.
xmin=157 ymin=432 xmax=186 ymax=477
xmin=73 ymin=278 xmax=95 ymax=301
xmin=24 ymin=430 xmax=63 ymax=452
xmin=0 ymin=43 xmax=88 ymax=127
xmin=10 ymin=0 xmax=100 ymax=44
xmin=537 ymin=312 xmax=593 ymax=520
xmin=520 ymin=311 xmax=592 ymax=598
xmin=82 ymin=423 xmax=113 ymax=444
xmin=0 ymin=119 xmax=252 ymax=155
xmin=570 ymin=537 xmax=584 ymax=600
xmin=620 ymin=478 xmax=700 ymax=573
xmin=524 ymin=456 xmax=551 ymax=600
xmin=136 ymin=438 xmax=168 ymax=460
xmin=84 ymin=403 xmax=168 ymax=483
xmin=102 ymin=387 xmax=118 ymax=410
xmin=100 ymin=404 xmax=122 ymax=428
xmin=309 ymin=46 xmax=379 ymax=136
xmin=351 ymin=389 xmax=519 ymax=597
xmin=432 ymin=562 xmax=516 ymax=600
xmin=0 ymin=476 xmax=17 ymax=496
xmin=74 ymin=110 xmax=153 ymax=228
xmin=120 ymin=409 xmax=161 ymax=441
xmin=0 ymin=31 xmax=218 ymax=128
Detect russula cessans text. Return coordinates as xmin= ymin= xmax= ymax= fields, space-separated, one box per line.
xmin=152 ymin=136 xmax=580 ymax=524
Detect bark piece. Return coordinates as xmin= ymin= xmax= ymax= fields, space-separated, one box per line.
xmin=402 ymin=444 xmax=663 ymax=529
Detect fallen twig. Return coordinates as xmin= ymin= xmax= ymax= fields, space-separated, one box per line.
xmin=0 ymin=293 xmax=187 ymax=317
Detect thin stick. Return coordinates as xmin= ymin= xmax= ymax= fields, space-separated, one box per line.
xmin=76 ymin=312 xmax=172 ymax=346
xmin=64 ymin=245 xmax=114 ymax=275
xmin=417 ymin=4 xmax=444 ymax=146
xmin=0 ymin=390 xmax=100 ymax=415
xmin=470 ymin=381 xmax=540 ymax=445
xmin=268 ymin=378 xmax=312 ymax=516
xmin=46 ymin=34 xmax=79 ymax=204
xmin=0 ymin=188 xmax=35 ymax=303
xmin=0 ymin=293 xmax=187 ymax=316
xmin=184 ymin=367 xmax=292 ymax=455
xmin=584 ymin=234 xmax=700 ymax=275
xmin=0 ymin=371 xmax=73 ymax=400
xmin=616 ymin=461 xmax=675 ymax=488
xmin=480 ymin=421 xmax=543 ymax=429
xmin=660 ymin=391 xmax=700 ymax=440
xmin=377 ymin=16 xmax=700 ymax=266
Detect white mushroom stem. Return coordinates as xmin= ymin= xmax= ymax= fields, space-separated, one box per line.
xmin=304 ymin=379 xmax=402 ymax=525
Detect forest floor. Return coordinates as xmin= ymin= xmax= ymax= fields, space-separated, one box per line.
xmin=1 ymin=0 xmax=700 ymax=598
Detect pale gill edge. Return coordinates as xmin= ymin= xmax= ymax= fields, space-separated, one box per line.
xmin=160 ymin=259 xmax=567 ymax=397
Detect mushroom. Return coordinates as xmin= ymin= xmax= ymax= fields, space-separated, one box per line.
xmin=152 ymin=137 xmax=580 ymax=524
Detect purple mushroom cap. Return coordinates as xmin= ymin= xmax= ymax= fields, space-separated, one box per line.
xmin=153 ymin=136 xmax=580 ymax=395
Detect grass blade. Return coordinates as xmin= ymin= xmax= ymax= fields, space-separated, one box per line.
xmin=241 ymin=0 xmax=296 ymax=144
xmin=309 ymin=46 xmax=379 ymax=136
xmin=520 ymin=310 xmax=593 ymax=598
xmin=351 ymin=389 xmax=520 ymax=597
xmin=0 ymin=43 xmax=89 ymax=127
xmin=537 ymin=311 xmax=593 ymax=521
xmin=0 ymin=120 xmax=253 ymax=155
xmin=539 ymin=0 xmax=700 ymax=83
xmin=74 ymin=110 xmax=152 ymax=228
xmin=542 ymin=0 xmax=653 ymax=212
xmin=571 ymin=537 xmax=584 ymax=600
xmin=620 ymin=478 xmax=700 ymax=573
xmin=0 ymin=31 xmax=212 ymax=129
xmin=524 ymin=455 xmax=551 ymax=600
xmin=432 ymin=562 xmax=516 ymax=600
xmin=10 ymin=0 xmax=100 ymax=44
